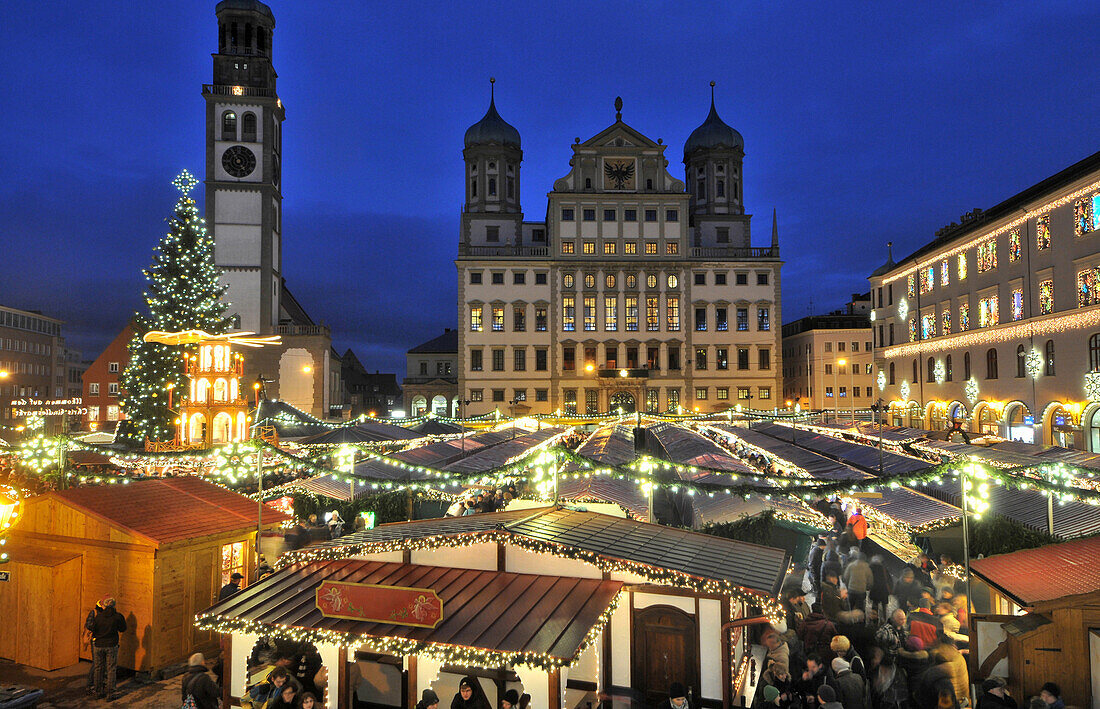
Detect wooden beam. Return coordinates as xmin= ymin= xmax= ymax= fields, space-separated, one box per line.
xmin=407 ymin=655 xmax=418 ymax=709
xmin=721 ymin=597 xmax=731 ymax=709
xmin=221 ymin=634 xmax=232 ymax=709
xmin=548 ymin=669 xmax=561 ymax=709
xmin=339 ymin=646 xmax=349 ymax=709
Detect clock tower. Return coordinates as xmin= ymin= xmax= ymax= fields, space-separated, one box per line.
xmin=204 ymin=0 xmax=284 ymax=334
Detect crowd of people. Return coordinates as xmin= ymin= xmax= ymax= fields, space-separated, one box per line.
xmin=752 ymin=503 xmax=1065 ymax=709
xmin=445 ymin=483 xmax=519 ymax=517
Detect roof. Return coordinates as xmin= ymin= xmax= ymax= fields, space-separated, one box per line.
xmin=48 ymin=476 xmax=291 ymax=545
xmin=969 ymin=535 xmax=1100 ymax=605
xmin=288 ymin=505 xmax=789 ymax=595
xmin=199 ymin=558 xmax=620 ymax=667
xmin=684 ymin=91 xmax=743 ymax=155
xmin=464 ymin=92 xmax=521 ymax=149
xmin=408 ymin=330 xmax=459 ymax=355
xmin=216 ymin=0 xmax=274 ymax=21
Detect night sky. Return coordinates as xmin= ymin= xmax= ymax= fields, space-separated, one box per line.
xmin=2 ymin=2 xmax=1097 ymax=374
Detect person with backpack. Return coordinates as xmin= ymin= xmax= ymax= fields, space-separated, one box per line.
xmin=181 ymin=653 xmax=220 ymax=709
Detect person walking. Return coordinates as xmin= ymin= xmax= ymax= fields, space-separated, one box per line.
xmin=841 ymin=553 xmax=873 ymax=614
xmin=90 ymin=595 xmax=127 ymax=700
xmin=868 ymin=556 xmax=893 ymax=620
xmin=848 ymin=509 xmax=868 ymax=551
xmin=820 ymin=570 xmax=847 ymax=621
xmin=831 ymin=659 xmax=867 ymax=709
xmin=219 ymin=572 xmax=244 ymax=601
xmin=181 ymin=653 xmax=220 ymax=709
xmin=809 ymin=539 xmax=827 ymax=595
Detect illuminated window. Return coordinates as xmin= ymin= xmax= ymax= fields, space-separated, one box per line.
xmin=647 ymin=274 xmax=657 ymax=288
xmin=535 ymin=307 xmax=547 ymax=332
xmin=626 ymin=274 xmax=637 ymax=288
xmin=1040 ymin=280 xmax=1054 ymax=314
xmin=942 ymin=309 xmax=951 ymax=335
xmin=737 ymin=308 xmax=748 ymax=331
xmin=666 ymin=242 xmax=679 ymax=254
xmin=667 ymin=274 xmax=679 ymax=288
xmin=1079 ymin=267 xmax=1100 ymax=308
xmin=470 ymin=306 xmax=483 ymax=332
xmin=492 ymin=307 xmax=504 ymax=331
xmin=958 ymin=253 xmax=967 ymax=280
xmin=625 ymin=296 xmax=638 ymax=331
xmin=757 ymin=307 xmax=770 ymax=331
xmin=959 ymin=304 xmax=970 ymax=331
xmin=563 ymin=390 xmax=577 ymax=414
xmin=583 ymin=241 xmax=596 ymax=254
xmin=645 ymin=242 xmax=657 ymax=254
xmin=907 ymin=274 xmax=916 ymax=298
xmin=604 ymin=296 xmax=617 ymax=331
xmin=603 ymin=242 xmax=617 ymax=254
xmin=562 ymin=296 xmax=575 ymax=331
xmin=908 ymin=319 xmax=917 ymax=342
xmin=977 ymin=238 xmax=997 ymax=272
xmin=647 ymin=389 xmax=659 ymax=412
xmin=717 ymin=387 xmax=729 ymax=400
xmin=919 ymin=266 xmax=934 ymax=295
xmin=564 ymin=273 xmax=575 ymax=288
xmin=583 ymin=296 xmax=596 ymax=331
xmin=1036 ymin=216 xmax=1051 ymax=250
xmin=1076 ymin=194 xmax=1100 ymax=235
xmin=941 ymin=259 xmax=949 ymax=287
xmin=646 ymin=297 xmax=659 ymax=331
xmin=624 ymin=241 xmax=637 ymax=254
xmin=1011 ymin=289 xmax=1023 ymax=321
xmin=221 ymin=541 xmax=246 ymax=587
xmin=561 ymin=241 xmax=575 ymax=254
xmin=716 ymin=307 xmax=728 ymax=332
xmin=667 ymin=388 xmax=680 ymax=411
xmin=584 ymin=274 xmax=595 ymax=288
xmin=666 ymin=296 xmax=680 ymax=331
xmin=695 ymin=387 xmax=708 ymax=400
xmin=605 ymin=274 xmax=616 ymax=288
xmin=921 ymin=313 xmax=936 ymax=339
xmin=978 ymin=295 xmax=999 ymax=327
xmin=1009 ymin=229 xmax=1021 ymax=261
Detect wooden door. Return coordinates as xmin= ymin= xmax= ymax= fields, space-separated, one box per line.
xmin=633 ymin=605 xmax=699 ymax=708
xmin=1089 ymin=629 xmax=1100 ymax=709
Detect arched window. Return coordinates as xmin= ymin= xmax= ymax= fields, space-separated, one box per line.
xmin=1090 ymin=334 xmax=1100 ymax=371
xmin=946 ymin=354 xmax=953 ymax=381
xmin=242 ymin=112 xmax=257 ymax=141
xmin=1016 ymin=344 xmax=1026 ymax=378
xmin=488 ymin=177 xmax=496 ymax=196
xmin=927 ymin=356 xmax=935 ymax=382
xmin=912 ymin=359 xmax=918 ymax=383
xmin=221 ymin=111 xmax=237 ymax=141
xmin=1045 ymin=339 xmax=1055 ymax=376
xmin=964 ymin=352 xmax=971 ymax=380
xmin=584 ymin=177 xmax=592 ymax=189
xmin=889 ymin=362 xmax=895 ymax=385
xmin=716 ymin=179 xmax=725 ymax=198
xmin=986 ymin=348 xmax=998 ymax=379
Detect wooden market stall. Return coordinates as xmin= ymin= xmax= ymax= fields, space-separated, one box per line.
xmin=969 ymin=536 xmax=1100 ymax=707
xmin=0 ymin=476 xmax=291 ymax=672
xmin=198 ymin=505 xmax=790 ymax=709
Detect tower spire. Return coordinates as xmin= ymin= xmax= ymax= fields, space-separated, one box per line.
xmin=771 ymin=207 xmax=779 ymax=249
xmin=489 ymin=76 xmax=495 ymax=105
xmin=710 ymin=80 xmax=716 ymax=110
xmin=887 ymin=241 xmax=893 ymax=261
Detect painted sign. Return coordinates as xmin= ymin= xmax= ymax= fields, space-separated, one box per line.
xmin=10 ymin=397 xmax=86 ymax=418
xmin=315 ymin=581 xmax=443 ymax=628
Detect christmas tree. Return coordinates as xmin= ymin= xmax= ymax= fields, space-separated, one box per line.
xmin=119 ymin=170 xmax=233 ymax=444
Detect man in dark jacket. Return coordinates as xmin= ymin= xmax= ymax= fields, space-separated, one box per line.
xmin=797 ymin=654 xmax=828 ymax=709
xmin=798 ymin=609 xmax=838 ymax=661
xmin=831 ymin=658 xmax=866 ymax=709
xmin=182 ymin=653 xmax=220 ymax=709
xmin=976 ymin=677 xmax=1016 ymax=709
xmin=808 ymin=539 xmax=826 ymax=594
xmin=90 ymin=596 xmax=127 ymax=700
xmin=218 ymin=572 xmax=244 ymax=601
xmin=820 ymin=571 xmax=847 ymax=621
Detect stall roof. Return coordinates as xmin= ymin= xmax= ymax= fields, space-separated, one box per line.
xmin=441 ymin=428 xmax=565 ymax=474
xmin=254 ymin=399 xmax=332 ymax=439
xmin=751 ymin=423 xmax=931 ymax=476
xmin=298 ymin=421 xmax=422 ymax=445
xmin=576 ymin=425 xmax=638 ymax=467
xmin=291 ymin=505 xmax=788 ymax=595
xmin=46 ymin=476 xmax=291 ymax=545
xmin=200 ymin=558 xmax=622 ymax=666
xmin=555 ymin=477 xmax=649 ymax=519
xmin=649 ymin=423 xmax=756 ymax=475
xmin=969 ymin=536 xmax=1100 ymax=605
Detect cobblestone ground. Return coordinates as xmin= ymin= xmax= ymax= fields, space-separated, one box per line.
xmin=0 ymin=659 xmax=208 ymax=708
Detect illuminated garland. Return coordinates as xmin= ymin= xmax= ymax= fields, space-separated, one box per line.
xmin=0 ymin=484 xmax=25 ymax=563
xmin=196 ymin=588 xmax=623 ymax=671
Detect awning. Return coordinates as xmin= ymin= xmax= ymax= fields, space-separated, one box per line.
xmin=197 ymin=558 xmax=622 ymax=669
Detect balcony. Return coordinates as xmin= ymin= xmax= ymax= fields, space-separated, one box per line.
xmin=596 ymin=368 xmax=650 ymax=379
xmin=203 ymin=84 xmax=276 ymax=98
xmin=276 ymin=323 xmax=330 ymax=337
xmin=689 ymin=246 xmax=779 ymax=260
xmin=458 ymin=245 xmax=550 ymax=258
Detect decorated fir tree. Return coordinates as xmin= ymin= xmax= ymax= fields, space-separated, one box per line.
xmin=119 ymin=170 xmax=233 ymax=444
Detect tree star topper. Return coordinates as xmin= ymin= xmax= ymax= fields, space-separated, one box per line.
xmin=172 ymin=169 xmax=200 ymax=195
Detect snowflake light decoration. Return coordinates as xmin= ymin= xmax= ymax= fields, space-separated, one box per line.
xmin=1085 ymin=372 xmax=1100 ymax=401
xmin=899 ymin=380 xmax=910 ymax=401
xmin=25 ymin=414 xmax=45 ymax=431
xmin=965 ymin=377 xmax=979 ymax=403
xmin=1025 ymin=348 xmax=1043 ymax=378
xmin=172 ymin=169 xmax=199 ymax=195
xmin=18 ymin=435 xmax=54 ymax=474
xmin=898 ymin=298 xmax=909 ymax=321
xmin=933 ymin=360 xmax=946 ymax=384
xmin=877 ymin=369 xmax=886 ymax=391
xmin=213 ymin=442 xmax=256 ymax=483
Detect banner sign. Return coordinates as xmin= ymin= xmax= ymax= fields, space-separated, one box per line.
xmin=11 ymin=397 xmax=86 ymax=418
xmin=315 ymin=580 xmax=443 ymax=628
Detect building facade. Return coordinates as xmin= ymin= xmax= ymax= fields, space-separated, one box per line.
xmin=342 ymin=349 xmax=403 ymax=419
xmin=403 ymin=330 xmax=458 ymax=417
xmin=782 ymin=312 xmax=873 ymax=415
xmin=202 ymin=1 xmax=337 ymax=418
xmin=82 ymin=323 xmax=133 ymax=432
xmin=869 ymin=150 xmax=1100 ymax=447
xmin=457 ymin=89 xmax=783 ymax=417
xmin=0 ymin=305 xmax=69 ymax=437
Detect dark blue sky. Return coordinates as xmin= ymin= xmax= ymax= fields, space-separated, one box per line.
xmin=2 ymin=1 xmax=1097 ymax=374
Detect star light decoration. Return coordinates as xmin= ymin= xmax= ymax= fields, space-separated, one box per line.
xmin=877 ymin=370 xmax=886 ymax=392
xmin=172 ymin=169 xmax=199 ymax=195
xmin=898 ymin=298 xmax=909 ymax=321
xmin=25 ymin=414 xmax=45 ymax=432
xmin=1025 ymin=348 xmax=1043 ymax=379
xmin=18 ymin=435 xmax=54 ymax=474
xmin=965 ymin=378 xmax=979 ymax=403
xmin=1085 ymin=372 xmax=1100 ymax=401
xmin=213 ymin=442 xmax=256 ymax=483
xmin=933 ymin=360 xmax=946 ymax=384
xmin=899 ymin=380 xmax=910 ymax=401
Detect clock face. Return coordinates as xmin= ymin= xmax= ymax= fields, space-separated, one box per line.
xmin=603 ymin=158 xmax=636 ymax=190
xmin=272 ymin=153 xmax=280 ymax=187
xmin=222 ymin=146 xmax=256 ymax=178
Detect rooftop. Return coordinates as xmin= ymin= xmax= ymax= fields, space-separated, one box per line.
xmin=969 ymin=535 xmax=1100 ymax=605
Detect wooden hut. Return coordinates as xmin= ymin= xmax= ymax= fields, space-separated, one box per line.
xmin=199 ymin=505 xmax=790 ymax=709
xmin=969 ymin=536 xmax=1100 ymax=707
xmin=0 ymin=477 xmax=291 ymax=672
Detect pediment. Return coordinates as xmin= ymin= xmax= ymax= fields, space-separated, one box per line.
xmin=580 ymin=121 xmax=660 ymax=150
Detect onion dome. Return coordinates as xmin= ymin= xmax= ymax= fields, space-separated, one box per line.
xmin=871 ymin=242 xmax=897 ymax=277
xmin=684 ymin=82 xmax=743 ymax=155
xmin=464 ymin=78 xmax=521 ymax=149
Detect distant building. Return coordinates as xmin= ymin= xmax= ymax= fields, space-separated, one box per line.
xmin=782 ymin=306 xmax=873 ymax=414
xmin=83 ymin=323 xmax=134 ymax=431
xmin=341 ymin=349 xmax=402 ymax=418
xmin=869 ymin=150 xmax=1100 ymax=445
xmin=0 ymin=305 xmax=69 ymax=436
xmin=403 ymin=329 xmax=459 ymax=417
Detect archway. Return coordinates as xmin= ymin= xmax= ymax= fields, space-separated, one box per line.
xmin=947 ymin=401 xmax=967 ymax=423
xmin=975 ymin=404 xmax=999 ymax=436
xmin=1085 ymin=403 xmax=1100 ymax=452
xmin=188 ymin=413 xmax=206 ymax=443
xmin=214 ymin=378 xmax=229 ymax=403
xmin=1045 ymin=404 xmax=1079 ymax=448
xmin=609 ymin=391 xmax=636 ymax=414
xmin=431 ymin=395 xmax=448 ymax=416
xmin=906 ymin=402 xmax=922 ymax=428
xmin=927 ymin=402 xmax=948 ymax=431
xmin=1003 ymin=402 xmax=1033 ymax=443
xmin=212 ymin=412 xmax=233 ymax=443
xmin=411 ymin=396 xmax=427 ymax=417
xmin=195 ymin=378 xmax=210 ymax=403
xmin=451 ymin=397 xmax=460 ymax=418
xmin=890 ymin=402 xmax=905 ymax=427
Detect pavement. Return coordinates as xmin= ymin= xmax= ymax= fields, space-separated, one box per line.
xmin=0 ymin=658 xmax=198 ymax=708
